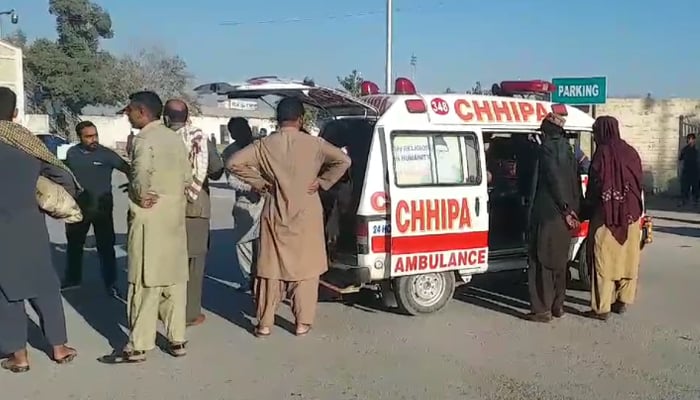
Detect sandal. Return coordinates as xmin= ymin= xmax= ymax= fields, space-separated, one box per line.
xmin=97 ymin=350 xmax=147 ymax=365
xmin=167 ymin=342 xmax=188 ymax=358
xmin=1 ymin=359 xmax=30 ymax=373
xmin=254 ymin=326 xmax=271 ymax=338
xmin=53 ymin=350 xmax=77 ymax=365
xmin=295 ymin=325 xmax=312 ymax=337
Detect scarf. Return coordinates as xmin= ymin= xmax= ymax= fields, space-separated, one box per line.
xmin=0 ymin=120 xmax=81 ymax=191
xmin=175 ymin=124 xmax=208 ymax=201
xmin=590 ymin=116 xmax=643 ymax=244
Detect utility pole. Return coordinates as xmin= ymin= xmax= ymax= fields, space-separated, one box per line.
xmin=385 ymin=0 xmax=393 ymax=93
xmin=410 ymin=54 xmax=417 ymax=82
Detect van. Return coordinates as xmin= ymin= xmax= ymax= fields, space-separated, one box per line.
xmin=200 ymin=76 xmax=652 ymax=315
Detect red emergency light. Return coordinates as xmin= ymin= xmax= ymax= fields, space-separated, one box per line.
xmin=499 ymin=80 xmax=555 ymax=94
xmin=395 ymin=77 xmax=417 ymax=95
xmin=360 ymin=81 xmax=380 ymax=96
xmin=551 ymin=103 xmax=568 ymax=116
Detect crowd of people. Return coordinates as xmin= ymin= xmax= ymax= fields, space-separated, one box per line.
xmin=0 ymin=84 xmax=647 ymax=373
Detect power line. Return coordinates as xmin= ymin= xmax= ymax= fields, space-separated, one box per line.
xmin=219 ymin=3 xmax=447 ymax=26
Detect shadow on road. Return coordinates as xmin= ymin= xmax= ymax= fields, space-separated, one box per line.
xmin=453 ymin=271 xmax=583 ymax=319
xmin=654 ymin=226 xmax=700 ymax=238
xmin=51 ymin=234 xmax=130 ymax=350
xmin=203 ymin=228 xmax=257 ymax=334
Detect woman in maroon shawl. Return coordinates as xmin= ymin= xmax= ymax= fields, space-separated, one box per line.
xmin=583 ymin=116 xmax=644 ymax=320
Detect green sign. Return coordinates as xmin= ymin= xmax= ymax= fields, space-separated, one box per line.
xmin=551 ymin=77 xmax=607 ymax=105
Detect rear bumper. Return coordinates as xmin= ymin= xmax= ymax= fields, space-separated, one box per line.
xmin=322 ymin=264 xmax=372 ymax=288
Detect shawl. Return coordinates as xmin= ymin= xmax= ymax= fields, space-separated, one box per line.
xmin=176 ymin=124 xmax=208 ymax=201
xmin=590 ymin=116 xmax=643 ymax=244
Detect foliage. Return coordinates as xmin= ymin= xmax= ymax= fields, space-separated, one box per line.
xmin=17 ymin=0 xmax=197 ymax=136
xmin=444 ymin=87 xmax=455 ymax=94
xmin=114 ymin=46 xmax=200 ymax=113
xmin=337 ymin=70 xmax=363 ymax=97
xmin=465 ymin=81 xmax=484 ymax=94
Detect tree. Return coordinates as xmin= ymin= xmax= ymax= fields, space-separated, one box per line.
xmin=444 ymin=87 xmax=455 ymax=94
xmin=4 ymin=30 xmax=27 ymax=48
xmin=337 ymin=70 xmax=363 ymax=97
xmin=113 ymin=46 xmax=199 ymax=112
xmin=23 ymin=0 xmax=119 ymax=136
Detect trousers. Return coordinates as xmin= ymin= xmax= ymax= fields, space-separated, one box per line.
xmin=65 ymin=207 xmax=117 ymax=288
xmin=186 ymin=255 xmax=206 ymax=322
xmin=255 ymin=277 xmax=319 ymax=328
xmin=237 ymin=239 xmax=259 ymax=284
xmin=528 ymin=261 xmax=567 ymax=315
xmin=126 ymin=282 xmax=187 ymax=352
xmin=0 ymin=288 xmax=68 ymax=354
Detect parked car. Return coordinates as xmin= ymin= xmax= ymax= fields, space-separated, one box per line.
xmin=36 ymin=133 xmax=76 ymax=160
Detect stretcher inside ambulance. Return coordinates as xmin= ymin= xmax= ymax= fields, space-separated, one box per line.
xmin=201 ymin=76 xmax=651 ymax=315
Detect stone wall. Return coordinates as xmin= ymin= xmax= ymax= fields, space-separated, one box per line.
xmin=594 ymin=98 xmax=700 ymax=194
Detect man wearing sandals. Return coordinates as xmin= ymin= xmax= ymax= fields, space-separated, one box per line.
xmin=0 ymin=87 xmax=78 ymax=373
xmin=101 ymin=91 xmax=192 ymax=364
xmin=227 ymin=97 xmax=350 ymax=337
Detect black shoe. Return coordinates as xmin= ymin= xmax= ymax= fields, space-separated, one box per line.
xmin=583 ymin=310 xmax=610 ymax=321
xmin=552 ymin=308 xmax=565 ymax=318
xmin=611 ymin=301 xmax=628 ymax=314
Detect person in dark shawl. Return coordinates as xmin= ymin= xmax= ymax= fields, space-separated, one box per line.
xmin=582 ymin=116 xmax=643 ymax=321
xmin=0 ymin=87 xmax=79 ymax=373
xmin=527 ymin=112 xmax=581 ymax=323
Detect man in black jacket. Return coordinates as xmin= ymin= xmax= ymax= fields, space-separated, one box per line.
xmin=527 ymin=112 xmax=581 ymax=323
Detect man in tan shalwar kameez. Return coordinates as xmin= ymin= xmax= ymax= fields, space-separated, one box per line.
xmin=100 ymin=91 xmax=192 ymax=364
xmin=227 ymin=97 xmax=350 ymax=337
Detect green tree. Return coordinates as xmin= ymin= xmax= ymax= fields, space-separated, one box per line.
xmin=337 ymin=70 xmax=363 ymax=97
xmin=444 ymin=87 xmax=455 ymax=94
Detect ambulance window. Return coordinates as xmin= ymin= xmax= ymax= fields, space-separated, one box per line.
xmin=391 ymin=131 xmax=480 ymax=187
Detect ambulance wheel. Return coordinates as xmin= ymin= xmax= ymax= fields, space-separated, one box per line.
xmin=394 ymin=272 xmax=456 ymax=316
xmin=576 ymin=240 xmax=592 ymax=291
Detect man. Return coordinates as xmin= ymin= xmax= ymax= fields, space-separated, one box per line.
xmin=678 ymin=133 xmax=698 ymax=207
xmin=101 ymin=91 xmax=192 ymax=364
xmin=574 ymin=145 xmax=591 ymax=174
xmin=221 ymin=117 xmax=263 ymax=291
xmin=163 ymin=99 xmax=217 ymax=327
xmin=125 ymin=131 xmax=135 ymax=157
xmin=63 ymin=121 xmax=129 ymax=295
xmin=527 ymin=112 xmax=581 ymax=323
xmin=227 ymin=98 xmax=350 ymax=337
xmin=209 ymin=133 xmax=217 ymax=145
xmin=0 ymin=87 xmax=78 ymax=372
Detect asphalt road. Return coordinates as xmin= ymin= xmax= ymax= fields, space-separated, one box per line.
xmin=2 ymin=177 xmax=700 ymax=400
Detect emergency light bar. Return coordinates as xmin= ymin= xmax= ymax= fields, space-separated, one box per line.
xmin=359 ymin=77 xmax=418 ymax=96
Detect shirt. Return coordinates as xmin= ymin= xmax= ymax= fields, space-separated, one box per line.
xmin=680 ymin=145 xmax=698 ymax=176
xmin=65 ymin=145 xmax=128 ymax=212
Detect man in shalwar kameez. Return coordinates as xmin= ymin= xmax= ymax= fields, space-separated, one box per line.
xmin=100 ymin=91 xmax=192 ymax=364
xmin=227 ymin=97 xmax=351 ymax=337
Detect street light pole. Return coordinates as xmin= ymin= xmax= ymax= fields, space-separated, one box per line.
xmin=0 ymin=9 xmax=19 ymax=39
xmin=385 ymin=0 xmax=393 ymax=93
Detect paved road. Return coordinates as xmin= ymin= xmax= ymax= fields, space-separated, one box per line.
xmin=3 ymin=178 xmax=700 ymax=399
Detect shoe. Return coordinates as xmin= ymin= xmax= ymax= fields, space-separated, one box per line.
xmin=611 ymin=302 xmax=628 ymax=314
xmin=526 ymin=312 xmax=552 ymax=323
xmin=552 ymin=308 xmax=565 ymax=318
xmin=583 ymin=310 xmax=610 ymax=321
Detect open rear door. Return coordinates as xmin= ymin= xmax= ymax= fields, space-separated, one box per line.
xmin=382 ymin=126 xmax=490 ymax=277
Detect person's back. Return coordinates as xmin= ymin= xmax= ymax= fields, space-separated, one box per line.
xmin=136 ymin=125 xmax=189 ymax=198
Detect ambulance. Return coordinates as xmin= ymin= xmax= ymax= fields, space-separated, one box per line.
xmin=200 ymin=76 xmax=652 ymax=315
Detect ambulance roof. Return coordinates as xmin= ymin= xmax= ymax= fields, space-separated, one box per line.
xmin=361 ymin=94 xmax=595 ymax=131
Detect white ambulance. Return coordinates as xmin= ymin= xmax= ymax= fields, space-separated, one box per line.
xmin=202 ymin=76 xmax=651 ymax=315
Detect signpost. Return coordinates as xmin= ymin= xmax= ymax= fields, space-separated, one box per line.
xmin=551 ymin=77 xmax=607 ymax=105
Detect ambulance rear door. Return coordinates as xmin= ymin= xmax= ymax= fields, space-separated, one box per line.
xmin=382 ymin=123 xmax=489 ymax=278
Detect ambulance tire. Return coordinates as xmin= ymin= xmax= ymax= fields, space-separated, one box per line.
xmin=576 ymin=240 xmax=592 ymax=291
xmin=393 ymin=272 xmax=456 ymax=316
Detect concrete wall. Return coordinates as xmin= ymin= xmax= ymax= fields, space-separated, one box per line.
xmin=594 ymin=98 xmax=700 ymax=194
xmin=26 ymin=114 xmax=276 ymax=151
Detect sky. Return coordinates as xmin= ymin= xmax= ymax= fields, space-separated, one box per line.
xmin=7 ymin=0 xmax=700 ymax=98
